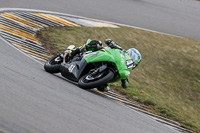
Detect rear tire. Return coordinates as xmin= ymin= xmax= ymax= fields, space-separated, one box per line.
xmin=78 ymin=69 xmax=114 ymax=89
xmin=44 ymin=54 xmax=62 ymax=73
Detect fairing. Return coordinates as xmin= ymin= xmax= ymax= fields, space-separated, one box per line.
xmin=84 ymin=47 xmax=132 ymax=79
xmin=60 ymin=59 xmax=88 ymax=82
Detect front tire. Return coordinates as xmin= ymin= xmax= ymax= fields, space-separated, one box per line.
xmin=44 ymin=54 xmax=62 ymax=73
xmin=78 ymin=69 xmax=114 ymax=89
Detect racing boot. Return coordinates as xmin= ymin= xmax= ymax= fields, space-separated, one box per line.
xmin=97 ymin=84 xmax=110 ymax=92
xmin=121 ymin=79 xmax=129 ymax=89
xmin=63 ymin=51 xmax=69 ymax=63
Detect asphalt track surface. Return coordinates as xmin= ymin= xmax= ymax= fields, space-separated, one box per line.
xmin=0 ymin=0 xmax=199 ymax=133
xmin=1 ymin=0 xmax=200 ymax=40
xmin=0 ymin=39 xmax=179 ymax=133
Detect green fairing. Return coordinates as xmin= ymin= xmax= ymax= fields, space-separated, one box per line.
xmin=83 ymin=47 xmax=132 ymax=82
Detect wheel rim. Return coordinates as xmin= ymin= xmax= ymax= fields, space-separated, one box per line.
xmin=82 ymin=71 xmax=105 ymax=83
xmin=49 ymin=56 xmax=62 ymax=65
xmin=86 ymin=73 xmax=104 ymax=81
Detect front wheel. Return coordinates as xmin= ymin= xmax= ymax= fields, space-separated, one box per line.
xmin=78 ymin=69 xmax=114 ymax=89
xmin=44 ymin=54 xmax=62 ymax=73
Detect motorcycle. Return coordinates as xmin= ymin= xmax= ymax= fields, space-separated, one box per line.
xmin=44 ymin=43 xmax=134 ymax=90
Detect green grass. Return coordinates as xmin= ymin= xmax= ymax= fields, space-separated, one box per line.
xmin=36 ymin=26 xmax=200 ymax=132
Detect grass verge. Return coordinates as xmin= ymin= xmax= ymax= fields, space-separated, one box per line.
xmin=36 ymin=26 xmax=200 ymax=132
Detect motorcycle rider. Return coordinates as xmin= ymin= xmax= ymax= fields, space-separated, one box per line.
xmin=63 ymin=39 xmax=141 ymax=91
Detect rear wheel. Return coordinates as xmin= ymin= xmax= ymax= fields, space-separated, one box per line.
xmin=78 ymin=69 xmax=114 ymax=89
xmin=44 ymin=54 xmax=62 ymax=73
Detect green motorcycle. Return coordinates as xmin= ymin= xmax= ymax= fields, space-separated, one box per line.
xmin=44 ymin=45 xmax=134 ymax=89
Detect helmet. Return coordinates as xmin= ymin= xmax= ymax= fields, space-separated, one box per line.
xmin=126 ymin=48 xmax=141 ymax=69
xmin=86 ymin=39 xmax=103 ymax=51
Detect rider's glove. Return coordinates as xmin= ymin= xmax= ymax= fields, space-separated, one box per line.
xmin=105 ymin=39 xmax=123 ymax=50
xmin=105 ymin=39 xmax=116 ymax=48
xmin=121 ymin=79 xmax=129 ymax=89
